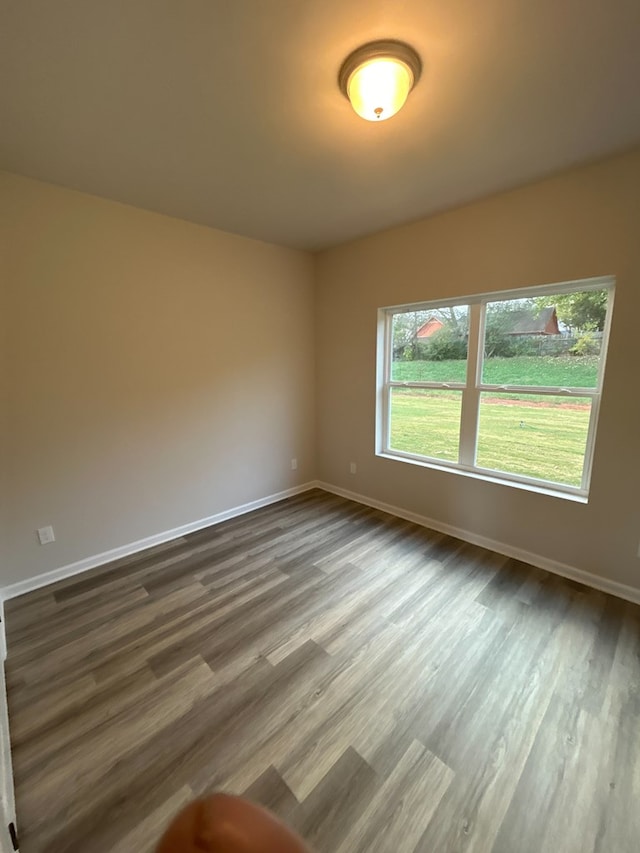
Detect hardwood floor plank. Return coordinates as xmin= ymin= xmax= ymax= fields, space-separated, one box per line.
xmin=12 ymin=664 xmax=158 ymax=770
xmin=293 ymin=747 xmax=378 ymax=852
xmin=335 ymin=741 xmax=453 ymax=853
xmin=242 ymin=766 xmax=299 ymax=824
xmin=16 ymin=658 xmax=217 ymax=840
xmin=108 ymin=785 xmax=194 ymax=853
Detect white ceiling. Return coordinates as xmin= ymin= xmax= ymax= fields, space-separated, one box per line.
xmin=2 ymin=1 xmax=639 ymax=250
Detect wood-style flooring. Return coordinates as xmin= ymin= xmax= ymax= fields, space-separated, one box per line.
xmin=5 ymin=489 xmax=640 ymax=852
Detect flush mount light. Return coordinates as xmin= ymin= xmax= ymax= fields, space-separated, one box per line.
xmin=338 ymin=39 xmax=422 ymax=122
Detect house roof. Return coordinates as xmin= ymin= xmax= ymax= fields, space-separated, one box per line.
xmin=2 ymin=2 xmax=640 ymax=250
xmin=507 ymin=306 xmax=560 ymax=335
xmin=416 ymin=317 xmax=445 ymax=338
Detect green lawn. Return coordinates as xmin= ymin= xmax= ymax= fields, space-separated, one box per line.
xmin=392 ymin=355 xmax=599 ymax=388
xmin=390 ymin=389 xmax=591 ymax=487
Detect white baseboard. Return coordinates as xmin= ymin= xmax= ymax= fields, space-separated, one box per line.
xmin=3 ymin=476 xmax=638 ymax=608
xmin=1 ymin=482 xmax=318 ymax=602
xmin=317 ymin=481 xmax=640 ymax=606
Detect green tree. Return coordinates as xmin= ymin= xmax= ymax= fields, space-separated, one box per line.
xmin=392 ymin=306 xmax=468 ymax=360
xmin=392 ymin=310 xmax=430 ymax=359
xmin=535 ymin=289 xmax=607 ymax=332
xmin=483 ymin=298 xmax=535 ymax=357
xmin=426 ymin=326 xmax=467 ymax=360
xmin=423 ymin=306 xmax=469 ymax=359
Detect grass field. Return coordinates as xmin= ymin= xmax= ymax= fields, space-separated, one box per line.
xmin=392 ymin=355 xmax=599 ymax=388
xmin=390 ymin=389 xmax=591 ymax=487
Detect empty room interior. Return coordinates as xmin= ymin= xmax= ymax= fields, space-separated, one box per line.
xmin=1 ymin=2 xmax=640 ymax=852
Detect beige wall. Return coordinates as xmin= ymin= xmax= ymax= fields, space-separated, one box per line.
xmin=2 ymin=149 xmax=639 ymax=594
xmin=0 ymin=173 xmax=316 ymax=587
xmin=315 ymin=148 xmax=640 ymax=590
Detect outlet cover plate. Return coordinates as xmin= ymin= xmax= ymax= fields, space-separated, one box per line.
xmin=37 ymin=526 xmax=55 ymax=545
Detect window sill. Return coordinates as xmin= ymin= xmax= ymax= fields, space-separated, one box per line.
xmin=377 ymin=451 xmax=589 ymax=504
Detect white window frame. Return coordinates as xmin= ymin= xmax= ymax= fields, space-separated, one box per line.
xmin=376 ymin=275 xmax=615 ymax=501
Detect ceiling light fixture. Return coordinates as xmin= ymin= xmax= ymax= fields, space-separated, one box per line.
xmin=338 ymin=39 xmax=422 ymax=122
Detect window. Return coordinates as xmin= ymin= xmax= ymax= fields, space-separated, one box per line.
xmin=377 ymin=277 xmax=614 ymax=498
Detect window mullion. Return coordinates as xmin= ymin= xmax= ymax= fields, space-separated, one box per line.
xmin=580 ymin=393 xmax=601 ymax=491
xmin=458 ymin=303 xmax=482 ymax=466
xmin=381 ymin=311 xmax=392 ymax=452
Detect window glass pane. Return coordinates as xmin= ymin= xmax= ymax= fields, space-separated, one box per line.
xmin=391 ymin=306 xmax=469 ymax=383
xmin=389 ymin=388 xmax=462 ymax=462
xmin=476 ymin=393 xmax=592 ymax=487
xmin=481 ymin=288 xmax=608 ymax=388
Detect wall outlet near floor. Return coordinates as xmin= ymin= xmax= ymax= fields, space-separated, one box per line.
xmin=291 ymin=458 xmax=298 ymax=470
xmin=37 ymin=525 xmax=55 ymax=545
xmin=350 ymin=462 xmax=357 ymax=474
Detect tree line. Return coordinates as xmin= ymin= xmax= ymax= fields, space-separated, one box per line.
xmin=393 ymin=289 xmax=607 ymax=361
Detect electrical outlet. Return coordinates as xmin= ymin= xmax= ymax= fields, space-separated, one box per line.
xmin=37 ymin=525 xmax=55 ymax=545
xmin=291 ymin=458 xmax=298 ymax=470
xmin=350 ymin=462 xmax=357 ymax=474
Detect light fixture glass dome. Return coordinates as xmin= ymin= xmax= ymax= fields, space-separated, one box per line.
xmin=339 ymin=40 xmax=422 ymax=123
xmin=347 ymin=58 xmax=413 ymax=122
